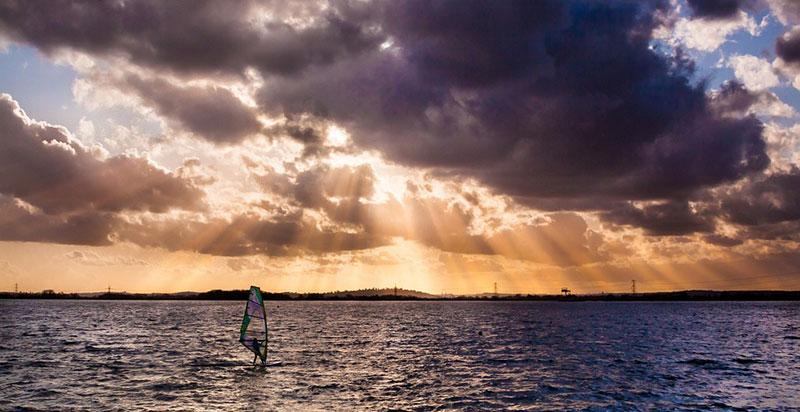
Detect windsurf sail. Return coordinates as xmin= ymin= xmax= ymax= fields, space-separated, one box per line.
xmin=240 ymin=286 xmax=268 ymax=363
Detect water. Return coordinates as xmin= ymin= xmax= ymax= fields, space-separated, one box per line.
xmin=1 ymin=300 xmax=799 ymax=411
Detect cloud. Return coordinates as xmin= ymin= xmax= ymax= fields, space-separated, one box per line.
xmin=709 ymin=81 xmax=794 ymax=119
xmin=250 ymin=158 xmax=607 ymax=265
xmin=727 ymin=54 xmax=780 ymax=90
xmin=0 ymin=0 xmax=382 ymax=77
xmin=258 ymin=1 xmax=769 ymax=203
xmin=776 ymin=26 xmax=800 ymax=64
xmin=703 ymin=233 xmax=744 ymax=246
xmin=116 ymin=74 xmax=263 ymax=144
xmin=687 ymin=0 xmax=753 ymax=19
xmin=0 ymin=94 xmax=204 ymax=214
xmin=719 ymin=167 xmax=800 ymax=225
xmin=600 ymin=201 xmax=716 ymax=236
xmin=0 ymin=195 xmax=117 ymax=246
xmin=227 ymin=256 xmax=267 ymax=271
xmin=486 ymin=213 xmax=606 ymax=266
xmin=293 ymin=164 xmax=376 ymax=209
xmin=773 ymin=26 xmax=800 ymax=91
xmin=116 ymin=212 xmax=390 ymax=257
xmin=0 ymin=0 xmax=795 ymax=264
xmin=761 ymin=122 xmax=800 ymax=169
xmin=65 ymin=250 xmax=148 ymax=266
xmin=0 ymin=1 xmax=772 ymax=207
xmin=668 ymin=11 xmax=764 ymax=52
xmin=765 ymin=0 xmax=800 ymax=25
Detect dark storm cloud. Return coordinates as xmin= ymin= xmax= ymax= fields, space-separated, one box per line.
xmin=739 ymin=220 xmax=800 ymax=241
xmin=703 ymin=234 xmax=744 ymax=247
xmin=118 ymin=75 xmax=263 ymax=144
xmin=776 ymin=26 xmax=800 ymax=64
xmin=0 ymin=0 xmax=382 ymax=77
xmin=0 ymin=195 xmax=117 ymax=246
xmin=258 ymin=0 xmax=769 ymax=203
xmin=719 ymin=168 xmax=800 ymax=225
xmin=0 ymin=94 xmax=204 ymax=214
xmin=709 ymin=81 xmax=761 ymax=115
xmin=687 ymin=0 xmax=750 ymax=18
xmin=0 ymin=1 xmax=776 ymax=238
xmin=600 ymin=201 xmax=715 ymax=236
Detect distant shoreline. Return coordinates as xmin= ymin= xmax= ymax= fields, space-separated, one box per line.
xmin=2 ymin=289 xmax=800 ymax=301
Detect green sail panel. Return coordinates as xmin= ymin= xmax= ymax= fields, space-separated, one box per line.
xmin=240 ymin=286 xmax=268 ymax=362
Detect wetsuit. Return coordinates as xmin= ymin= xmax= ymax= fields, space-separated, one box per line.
xmin=252 ymin=339 xmax=264 ymax=364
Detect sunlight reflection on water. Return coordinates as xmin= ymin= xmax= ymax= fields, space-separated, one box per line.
xmin=1 ymin=300 xmax=799 ymax=411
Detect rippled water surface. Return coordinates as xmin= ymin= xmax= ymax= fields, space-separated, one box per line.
xmin=2 ymin=300 xmax=800 ymax=411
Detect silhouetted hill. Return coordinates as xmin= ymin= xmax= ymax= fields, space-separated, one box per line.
xmin=317 ymin=288 xmax=438 ymax=299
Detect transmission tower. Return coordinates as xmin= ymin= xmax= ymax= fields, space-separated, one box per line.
xmin=631 ymin=280 xmax=636 ymax=294
xmin=493 ymin=282 xmax=498 ymax=296
xmin=14 ymin=283 xmax=18 ymax=293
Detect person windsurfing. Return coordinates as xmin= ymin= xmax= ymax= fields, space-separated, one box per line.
xmin=251 ymin=338 xmax=265 ymax=365
xmin=240 ymin=286 xmax=269 ymax=365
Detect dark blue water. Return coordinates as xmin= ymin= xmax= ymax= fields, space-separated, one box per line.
xmin=1 ymin=300 xmax=799 ymax=411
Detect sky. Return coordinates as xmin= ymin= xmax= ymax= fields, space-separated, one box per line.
xmin=1 ymin=0 xmax=800 ymax=294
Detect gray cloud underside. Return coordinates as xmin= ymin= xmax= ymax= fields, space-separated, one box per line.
xmin=719 ymin=167 xmax=800 ymax=226
xmin=0 ymin=94 xmax=204 ymax=214
xmin=257 ymin=1 xmax=769 ymax=204
xmin=0 ymin=0 xmax=382 ymax=77
xmin=687 ymin=0 xmax=753 ymax=19
xmin=0 ymin=1 xmax=770 ymax=198
xmin=600 ymin=201 xmax=716 ymax=236
xmin=0 ymin=196 xmax=117 ymax=246
xmin=117 ymin=74 xmax=263 ymax=144
xmin=777 ymin=25 xmax=800 ymax=64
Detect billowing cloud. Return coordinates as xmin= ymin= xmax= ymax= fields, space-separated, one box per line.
xmin=666 ymin=10 xmax=764 ymax=52
xmin=687 ymin=0 xmax=753 ymax=19
xmin=0 ymin=94 xmax=204 ymax=214
xmin=0 ymin=195 xmax=117 ymax=246
xmin=116 ymin=212 xmax=389 ymax=257
xmin=601 ymin=201 xmax=715 ymax=236
xmin=703 ymin=233 xmax=744 ymax=247
xmin=719 ymin=167 xmax=800 ymax=225
xmin=0 ymin=0 xmax=381 ymax=77
xmin=766 ymin=0 xmax=800 ymax=25
xmin=776 ymin=26 xmax=800 ymax=64
xmin=727 ymin=54 xmax=780 ymax=90
xmin=773 ymin=25 xmax=800 ymax=91
xmin=709 ymin=81 xmax=794 ymax=119
xmin=116 ymin=74 xmax=263 ymax=144
xmin=259 ymin=1 xmax=769 ymax=203
xmin=0 ymin=1 xmax=773 ymax=207
xmin=250 ymin=160 xmax=605 ymax=265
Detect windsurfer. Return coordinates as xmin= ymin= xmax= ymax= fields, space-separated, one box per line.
xmin=251 ymin=338 xmax=265 ymax=365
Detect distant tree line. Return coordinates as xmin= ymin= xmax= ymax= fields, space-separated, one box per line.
xmin=2 ymin=289 xmax=800 ymax=301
